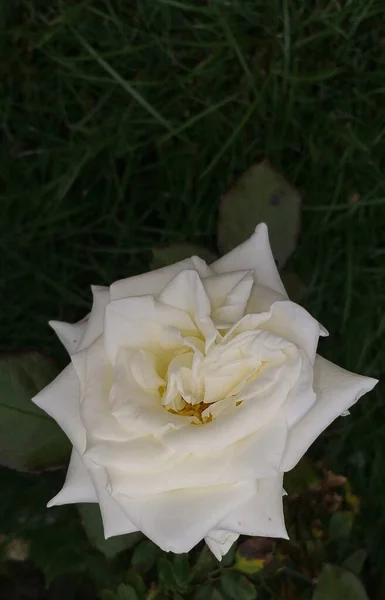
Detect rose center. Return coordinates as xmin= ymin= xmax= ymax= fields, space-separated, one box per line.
xmin=159 ymin=335 xmax=260 ymax=424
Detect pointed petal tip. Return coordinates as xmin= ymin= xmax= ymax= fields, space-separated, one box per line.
xmin=255 ymin=222 xmax=267 ymax=232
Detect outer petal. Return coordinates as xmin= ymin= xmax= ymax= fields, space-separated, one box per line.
xmin=211 ymin=224 xmax=287 ymax=296
xmin=32 ymin=363 xmax=86 ymax=454
xmin=78 ymin=285 xmax=109 ymax=351
xmin=218 ymin=474 xmax=288 ymax=538
xmin=205 ymin=531 xmax=239 ymax=560
xmin=282 ymin=354 xmax=316 ymax=428
xmin=203 ymin=271 xmax=252 ymax=311
xmin=49 ymin=286 xmax=109 ymax=355
xmin=49 ymin=319 xmax=88 ymax=355
xmin=260 ymin=301 xmax=323 ymax=364
xmin=228 ymin=301 xmax=323 ymax=365
xmin=85 ymin=462 xmax=139 ymax=538
xmin=111 ymin=480 xmax=257 ymax=553
xmin=281 ymin=355 xmax=378 ymax=472
xmin=246 ymin=282 xmax=286 ymax=313
xmin=79 ymin=339 xmax=132 ymax=443
xmin=106 ymin=414 xmax=287 ymax=496
xmin=158 ymin=270 xmax=211 ymax=318
xmin=110 ymin=257 xmax=213 ymax=301
xmin=48 ymin=450 xmax=97 ymax=506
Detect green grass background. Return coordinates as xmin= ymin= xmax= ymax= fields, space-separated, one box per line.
xmin=1 ymin=0 xmax=384 ymax=592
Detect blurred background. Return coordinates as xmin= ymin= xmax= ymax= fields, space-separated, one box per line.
xmin=1 ymin=1 xmax=384 ymax=599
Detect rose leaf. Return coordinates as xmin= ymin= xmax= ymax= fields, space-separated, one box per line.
xmin=0 ymin=352 xmax=70 ymax=471
xmin=218 ymin=160 xmax=301 ymax=269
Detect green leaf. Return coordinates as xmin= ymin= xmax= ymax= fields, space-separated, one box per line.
xmin=193 ymin=584 xmax=216 ymax=600
xmin=131 ymin=540 xmax=159 ymax=573
xmin=124 ymin=569 xmax=146 ymax=598
xmin=151 ymin=244 xmax=217 ymax=270
xmin=218 ymin=160 xmax=301 ymax=268
xmin=100 ymin=591 xmax=117 ymax=600
xmin=157 ymin=557 xmax=178 ymax=591
xmin=220 ymin=571 xmax=257 ymax=600
xmin=173 ymin=553 xmax=190 ymax=585
xmin=284 ymin=456 xmax=320 ymax=495
xmin=328 ymin=511 xmax=353 ymax=541
xmin=77 ymin=504 xmax=142 ymax=559
xmin=192 ymin=546 xmax=219 ymax=581
xmin=221 ymin=542 xmax=237 ymax=567
xmin=342 ymin=549 xmax=367 ymax=576
xmin=117 ymin=584 xmax=139 ymax=600
xmin=312 ymin=564 xmax=369 ymax=600
xmin=0 ymin=352 xmax=70 ymax=470
xmin=193 ymin=586 xmax=224 ymax=600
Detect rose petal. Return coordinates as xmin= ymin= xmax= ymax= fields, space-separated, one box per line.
xmin=48 ymin=450 xmax=97 ymax=506
xmin=282 ymin=353 xmax=316 ymax=428
xmin=107 ymin=413 xmax=287 ymax=496
xmin=211 ymin=223 xmax=287 ymax=296
xmin=32 ymin=363 xmax=86 ymax=454
xmin=85 ymin=436 xmax=176 ymax=471
xmin=218 ymin=474 xmax=288 ymax=538
xmin=260 ymin=301 xmax=323 ymax=364
xmin=79 ymin=339 xmax=130 ymax=442
xmin=49 ymin=319 xmax=88 ymax=355
xmin=104 ymin=296 xmax=197 ymax=364
xmin=281 ymin=355 xmax=378 ymax=472
xmin=111 ymin=480 xmax=257 ymax=553
xmin=78 ymin=285 xmax=109 ymax=351
xmin=110 ymin=257 xmax=212 ymax=301
xmin=211 ymin=273 xmax=254 ymax=326
xmin=203 ymin=271 xmax=252 ymax=311
xmin=246 ymin=282 xmax=286 ymax=313
xmin=205 ymin=530 xmax=239 ymax=560
xmin=85 ymin=463 xmax=139 ymax=538
xmin=162 ymin=360 xmax=295 ymax=453
xmin=227 ymin=300 xmax=323 ymax=365
xmin=110 ymin=347 xmax=187 ymax=436
xmin=158 ymin=270 xmax=211 ymax=318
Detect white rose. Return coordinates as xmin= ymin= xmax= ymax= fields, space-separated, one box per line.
xmin=33 ymin=224 xmax=377 ymax=560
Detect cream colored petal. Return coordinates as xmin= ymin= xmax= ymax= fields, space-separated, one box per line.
xmin=246 ymin=282 xmax=286 ymax=313
xmin=212 ymin=273 xmax=254 ymax=326
xmin=218 ymin=474 xmax=288 ymax=538
xmin=259 ymin=301 xmax=322 ymax=365
xmin=85 ymin=463 xmax=139 ymax=538
xmin=227 ymin=300 xmax=323 ymax=365
xmin=104 ymin=296 xmax=197 ymax=364
xmin=158 ymin=269 xmax=211 ymax=318
xmin=48 ymin=450 xmax=97 ymax=506
xmin=162 ymin=360 xmax=293 ymax=453
xmin=32 ymin=363 xmax=86 ymax=454
xmin=78 ymin=285 xmax=109 ymax=351
xmin=211 ymin=224 xmax=287 ymax=296
xmin=110 ymin=347 xmax=187 ymax=436
xmin=85 ymin=436 xmax=175 ymax=472
xmin=111 ymin=480 xmax=257 ymax=554
xmin=281 ymin=355 xmax=378 ymax=472
xmin=107 ymin=413 xmax=287 ymax=497
xmin=203 ymin=271 xmax=252 ymax=311
xmin=49 ymin=319 xmax=88 ymax=355
xmin=110 ymin=257 xmax=212 ymax=301
xmin=80 ymin=339 xmax=131 ymax=443
xmin=205 ymin=531 xmax=239 ymax=560
xmin=282 ymin=353 xmax=316 ymax=428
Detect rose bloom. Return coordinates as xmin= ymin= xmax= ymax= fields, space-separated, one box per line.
xmin=33 ymin=224 xmax=377 ymax=559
